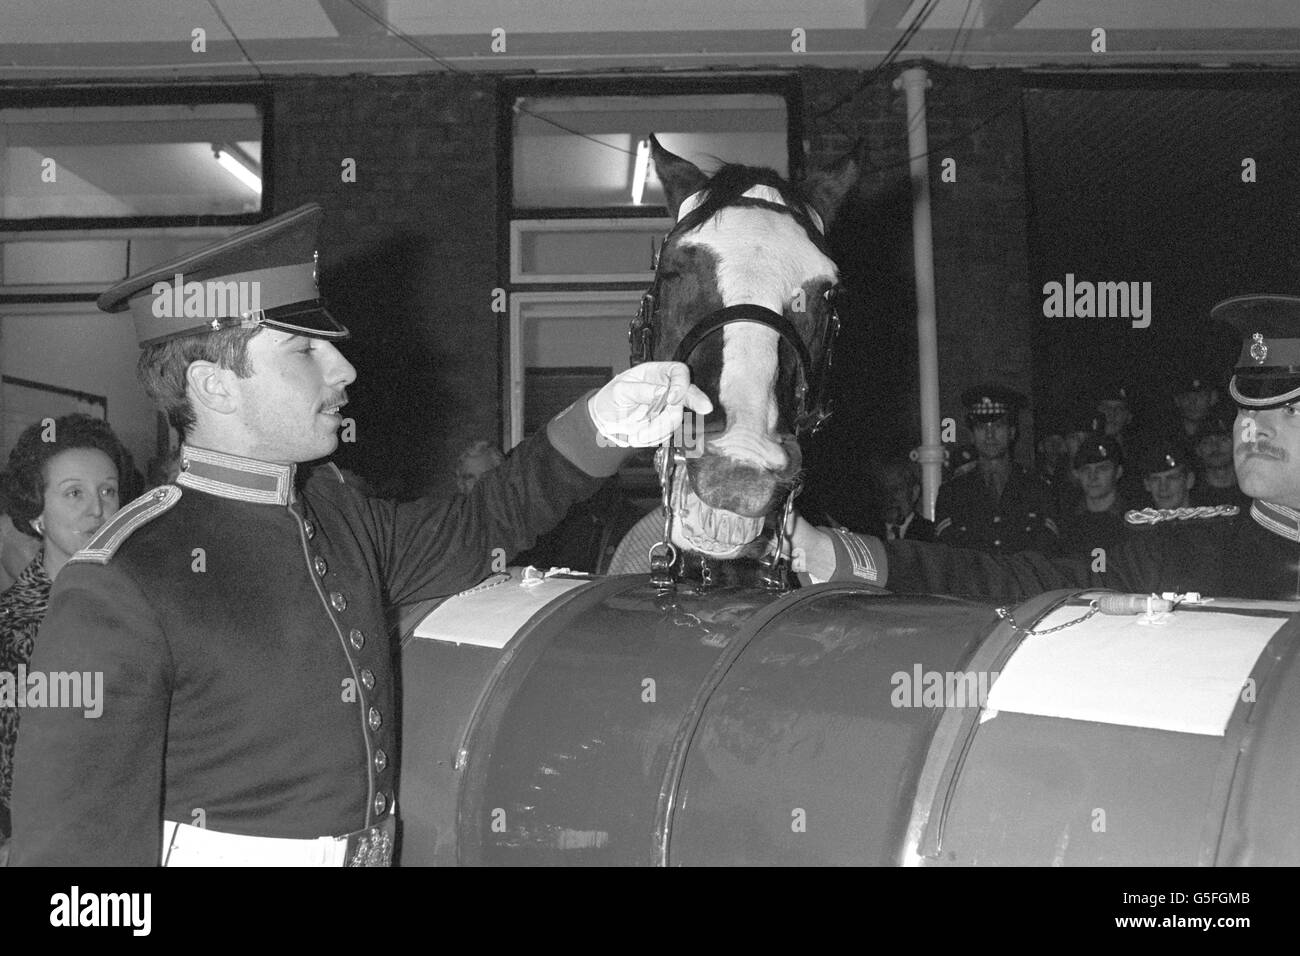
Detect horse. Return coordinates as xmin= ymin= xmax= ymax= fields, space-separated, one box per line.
xmin=614 ymin=136 xmax=859 ymax=579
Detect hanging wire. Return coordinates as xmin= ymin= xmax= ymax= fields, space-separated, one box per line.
xmin=809 ymin=0 xmax=945 ymax=128
xmin=944 ymin=0 xmax=978 ymax=68
xmin=209 ymin=0 xmax=1018 ymax=174
xmin=206 ymin=0 xmax=267 ymax=81
xmin=339 ymin=0 xmax=639 ymax=156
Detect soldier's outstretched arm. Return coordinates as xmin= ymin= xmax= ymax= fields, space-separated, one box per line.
xmin=789 ymin=515 xmax=1175 ymax=604
xmin=9 ymin=563 xmax=169 ymax=866
xmin=370 ymin=363 xmax=711 ymax=606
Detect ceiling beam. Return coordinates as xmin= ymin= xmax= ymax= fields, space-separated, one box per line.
xmin=982 ymin=0 xmax=1044 ymax=31
xmin=5 ymin=29 xmax=1300 ymax=78
xmin=866 ymin=0 xmax=917 ymax=30
xmin=318 ymin=0 xmax=390 ymax=38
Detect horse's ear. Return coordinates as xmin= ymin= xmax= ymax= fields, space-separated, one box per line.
xmin=804 ymin=149 xmax=860 ymax=231
xmin=650 ymin=134 xmax=707 ymax=219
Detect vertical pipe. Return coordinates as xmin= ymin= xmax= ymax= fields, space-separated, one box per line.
xmin=894 ymin=66 xmax=943 ymax=521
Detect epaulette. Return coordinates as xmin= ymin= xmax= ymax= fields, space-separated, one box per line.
xmin=1124 ymin=504 xmax=1240 ymax=526
xmin=68 ymin=485 xmax=182 ymax=566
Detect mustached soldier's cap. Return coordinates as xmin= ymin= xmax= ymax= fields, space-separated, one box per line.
xmin=1214 ymin=294 xmax=1300 ymax=410
xmin=962 ymin=384 xmax=1026 ymax=425
xmin=97 ymin=204 xmax=348 ymax=347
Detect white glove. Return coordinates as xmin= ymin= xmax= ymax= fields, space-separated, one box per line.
xmin=588 ymin=362 xmax=714 ymax=448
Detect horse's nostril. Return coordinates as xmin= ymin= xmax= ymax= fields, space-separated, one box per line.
xmin=688 ymin=456 xmax=783 ymax=518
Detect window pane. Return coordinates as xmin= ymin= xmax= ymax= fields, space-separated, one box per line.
xmin=1 ymin=103 xmax=263 ymax=220
xmin=513 ymin=93 xmax=787 ymax=208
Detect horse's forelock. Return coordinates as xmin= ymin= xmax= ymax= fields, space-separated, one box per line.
xmin=675 ymin=164 xmax=811 ymax=235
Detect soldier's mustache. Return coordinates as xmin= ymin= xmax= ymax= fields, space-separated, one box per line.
xmin=1244 ymin=441 xmax=1287 ymax=461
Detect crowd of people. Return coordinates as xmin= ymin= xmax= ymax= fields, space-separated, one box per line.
xmin=865 ymin=376 xmax=1252 ymax=563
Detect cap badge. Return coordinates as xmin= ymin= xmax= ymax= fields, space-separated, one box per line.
xmin=1250 ymin=332 xmax=1268 ymax=364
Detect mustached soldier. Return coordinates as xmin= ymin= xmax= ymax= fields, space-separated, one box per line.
xmin=9 ymin=205 xmax=709 ymax=866
xmin=790 ymin=294 xmax=1300 ymax=602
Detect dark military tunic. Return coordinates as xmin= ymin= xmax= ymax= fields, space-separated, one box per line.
xmin=1054 ymin=497 xmax=1129 ymax=558
xmin=933 ymin=464 xmax=1058 ymax=555
xmin=1191 ymin=479 xmax=1252 ymax=512
xmin=882 ymin=501 xmax=1300 ymax=604
xmin=10 ymin=403 xmax=622 ymax=865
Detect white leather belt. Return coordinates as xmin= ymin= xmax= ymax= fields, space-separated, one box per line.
xmin=161 ymin=814 xmax=395 ymax=867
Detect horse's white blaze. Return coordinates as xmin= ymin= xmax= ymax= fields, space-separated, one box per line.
xmin=679 ymin=206 xmax=837 ymax=468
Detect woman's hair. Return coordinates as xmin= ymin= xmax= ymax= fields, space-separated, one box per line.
xmin=2 ymin=414 xmax=129 ymax=540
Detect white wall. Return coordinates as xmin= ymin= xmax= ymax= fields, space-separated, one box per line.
xmin=0 ymin=303 xmax=159 ymax=475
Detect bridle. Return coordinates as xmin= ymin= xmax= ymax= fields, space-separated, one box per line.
xmin=628 ymin=186 xmax=843 ymax=592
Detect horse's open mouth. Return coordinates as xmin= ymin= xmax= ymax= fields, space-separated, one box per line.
xmin=669 ymin=469 xmax=764 ymax=559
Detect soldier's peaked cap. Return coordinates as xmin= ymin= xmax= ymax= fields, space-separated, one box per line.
xmin=1214 ymin=294 xmax=1300 ymax=410
xmin=962 ymin=384 xmax=1026 ymax=423
xmin=1135 ymin=435 xmax=1194 ymax=477
xmin=1072 ymin=434 xmax=1122 ymax=470
xmin=97 ymin=203 xmax=348 ymax=348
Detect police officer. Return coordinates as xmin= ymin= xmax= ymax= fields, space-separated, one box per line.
xmin=933 ymin=385 xmax=1057 ymax=555
xmin=9 ymin=205 xmax=709 ymax=866
xmin=789 ymin=293 xmax=1300 ymax=602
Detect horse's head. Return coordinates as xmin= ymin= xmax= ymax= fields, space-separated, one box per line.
xmin=639 ymin=136 xmax=858 ymax=559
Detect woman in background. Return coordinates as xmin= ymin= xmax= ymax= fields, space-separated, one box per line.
xmin=0 ymin=482 xmax=41 ymax=593
xmin=0 ymin=414 xmax=128 ymax=850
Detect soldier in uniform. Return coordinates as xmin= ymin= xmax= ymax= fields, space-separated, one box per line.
xmin=789 ymin=293 xmax=1300 ymax=603
xmin=1133 ymin=436 xmax=1197 ymax=511
xmin=1095 ymin=383 xmax=1136 ymax=454
xmin=933 ymin=385 xmax=1058 ymax=554
xmin=1054 ymin=434 xmax=1128 ymax=558
xmin=9 ymin=205 xmax=709 ymax=866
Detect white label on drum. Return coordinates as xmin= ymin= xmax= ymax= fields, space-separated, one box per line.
xmin=413 ymin=572 xmax=593 ymax=649
xmin=984 ymin=609 xmax=1283 ymax=736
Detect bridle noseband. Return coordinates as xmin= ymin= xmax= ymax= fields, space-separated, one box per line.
xmin=628 ymin=187 xmax=843 ymax=592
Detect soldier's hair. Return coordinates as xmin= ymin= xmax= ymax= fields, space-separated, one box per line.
xmin=136 ymin=326 xmax=261 ymax=438
xmin=3 ymin=414 xmax=130 ymax=541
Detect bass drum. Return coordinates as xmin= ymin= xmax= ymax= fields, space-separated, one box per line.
xmin=397 ymin=576 xmax=1300 ymax=865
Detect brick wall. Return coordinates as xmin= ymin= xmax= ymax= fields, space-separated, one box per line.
xmin=270 ymin=73 xmax=500 ymax=497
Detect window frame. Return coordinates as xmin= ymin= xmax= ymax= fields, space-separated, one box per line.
xmin=0 ymin=83 xmax=273 ymax=232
